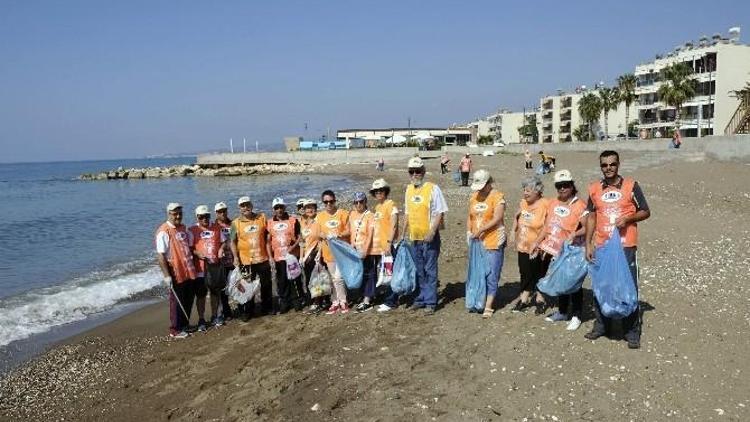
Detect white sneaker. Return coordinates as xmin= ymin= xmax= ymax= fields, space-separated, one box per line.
xmin=376 ymin=304 xmax=393 ymax=313
xmin=566 ymin=316 xmax=582 ymax=331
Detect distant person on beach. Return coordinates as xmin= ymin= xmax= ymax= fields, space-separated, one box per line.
xmin=316 ymin=190 xmax=351 ymax=314
xmin=524 ymin=149 xmax=532 ymax=169
xmin=266 ymin=197 xmax=304 ymax=313
xmin=300 ymin=198 xmax=327 ymax=314
xmin=531 ymin=170 xmax=588 ymax=331
xmin=466 ymin=169 xmax=506 ymax=318
xmin=214 ymin=202 xmax=235 ymax=321
xmin=440 ymin=153 xmax=451 ymax=174
xmin=349 ymin=191 xmax=376 ymax=312
xmin=377 ymin=157 xmax=385 ymax=171
xmin=459 ymin=153 xmax=472 ymax=186
xmin=403 ymin=157 xmax=448 ymax=314
xmin=509 ymin=176 xmax=550 ymax=314
xmin=584 ymin=150 xmax=651 ymax=349
xmin=230 ymin=196 xmax=273 ymax=320
xmin=190 ymin=205 xmax=227 ymax=330
xmin=369 ymin=179 xmax=401 ymax=313
xmin=155 ymin=203 xmax=197 ymax=339
xmin=671 ymin=131 xmax=682 ymax=149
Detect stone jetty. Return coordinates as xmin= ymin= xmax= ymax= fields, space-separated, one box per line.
xmin=78 ymin=163 xmax=319 ymax=181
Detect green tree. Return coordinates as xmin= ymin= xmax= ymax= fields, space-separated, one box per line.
xmin=598 ymin=87 xmax=619 ymax=140
xmin=572 ymin=124 xmax=591 ymax=142
xmin=477 ymin=135 xmax=494 ymax=145
xmin=578 ymin=93 xmax=602 ymax=140
xmin=617 ymin=74 xmax=638 ymax=139
xmin=657 ymin=63 xmax=697 ymax=132
xmin=517 ymin=114 xmax=539 ymax=143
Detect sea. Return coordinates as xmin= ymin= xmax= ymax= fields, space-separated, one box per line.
xmin=0 ymin=158 xmax=360 ymax=372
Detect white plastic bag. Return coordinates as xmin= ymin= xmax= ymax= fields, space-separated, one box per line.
xmin=226 ymin=267 xmax=260 ymax=305
xmin=376 ymin=255 xmax=394 ymax=287
xmin=308 ymin=262 xmax=332 ymax=298
xmin=285 ymin=253 xmax=302 ymax=279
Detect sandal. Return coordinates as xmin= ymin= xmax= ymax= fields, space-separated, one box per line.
xmin=482 ymin=308 xmax=494 ymax=319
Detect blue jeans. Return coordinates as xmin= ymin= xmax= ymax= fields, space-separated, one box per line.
xmin=412 ymin=233 xmax=441 ymax=308
xmin=486 ymin=246 xmax=505 ymax=298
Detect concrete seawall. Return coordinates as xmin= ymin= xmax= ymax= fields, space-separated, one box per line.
xmin=197 ymin=148 xmax=441 ymax=166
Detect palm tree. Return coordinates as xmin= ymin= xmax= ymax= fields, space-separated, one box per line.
xmin=598 ymin=87 xmax=619 ymax=140
xmin=617 ymin=74 xmax=638 ymax=139
xmin=578 ymin=93 xmax=602 ymax=141
xmin=657 ymin=63 xmax=697 ymax=134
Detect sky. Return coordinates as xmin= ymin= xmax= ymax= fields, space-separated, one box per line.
xmin=1 ymin=0 xmax=748 ymax=163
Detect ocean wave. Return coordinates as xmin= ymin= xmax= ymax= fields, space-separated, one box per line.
xmin=0 ymin=264 xmax=162 ymax=348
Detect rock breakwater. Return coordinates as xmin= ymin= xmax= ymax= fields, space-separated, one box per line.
xmin=78 ymin=163 xmax=319 ymax=181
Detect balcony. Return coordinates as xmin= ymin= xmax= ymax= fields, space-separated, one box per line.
xmin=560 ymin=97 xmax=572 ymax=108
xmin=542 ymin=99 xmax=553 ymax=110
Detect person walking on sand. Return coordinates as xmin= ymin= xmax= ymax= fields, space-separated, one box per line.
xmin=584 ymin=150 xmax=651 ymax=349
xmin=230 ymin=196 xmax=273 ymax=321
xmin=509 ymin=176 xmax=550 ymax=314
xmin=530 ymin=170 xmax=589 ymax=331
xmin=377 ymin=157 xmax=385 ymax=172
xmin=266 ymin=197 xmax=304 ymax=313
xmin=349 ymin=191 xmax=377 ymax=312
xmin=190 ymin=205 xmax=228 ymax=330
xmin=156 ymin=203 xmax=197 ymax=339
xmin=214 ymin=202 xmax=235 ymax=321
xmin=300 ymin=198 xmax=328 ymax=314
xmin=316 ymin=190 xmax=351 ymax=314
xmin=440 ymin=153 xmax=451 ymax=174
xmin=368 ymin=179 xmax=401 ymax=313
xmin=467 ymin=169 xmax=507 ymax=319
xmin=524 ymin=148 xmax=532 ymax=170
xmin=459 ymin=153 xmax=472 ymax=186
xmin=403 ymin=157 xmax=448 ymax=314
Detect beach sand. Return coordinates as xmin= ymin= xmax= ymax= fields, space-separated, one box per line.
xmin=2 ymin=149 xmax=749 ymax=421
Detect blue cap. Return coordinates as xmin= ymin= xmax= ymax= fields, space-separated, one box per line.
xmin=353 ymin=192 xmax=367 ymax=202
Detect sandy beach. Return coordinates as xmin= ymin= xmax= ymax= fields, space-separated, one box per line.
xmin=2 ymin=148 xmax=749 ymax=421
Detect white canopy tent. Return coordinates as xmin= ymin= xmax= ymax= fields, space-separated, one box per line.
xmin=384 ymin=134 xmax=408 ymax=145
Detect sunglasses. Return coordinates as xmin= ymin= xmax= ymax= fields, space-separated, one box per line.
xmin=408 ymin=169 xmax=424 ymax=175
xmin=322 ymin=200 xmax=336 ymax=204
xmin=216 ymin=209 xmax=227 ymax=213
xmin=273 ymin=205 xmax=285 ymax=210
xmin=169 ymin=210 xmax=183 ymax=215
xmin=600 ymin=162 xmax=619 ymax=168
xmin=554 ymin=182 xmax=573 ymax=190
xmin=197 ymin=214 xmax=210 ymax=219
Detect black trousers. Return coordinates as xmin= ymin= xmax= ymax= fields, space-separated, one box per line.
xmin=518 ymin=252 xmax=550 ymax=293
xmin=592 ymin=247 xmax=642 ymax=341
xmin=238 ymin=261 xmax=273 ymax=315
xmin=461 ymin=171 xmax=470 ymax=186
xmin=221 ymin=265 xmax=234 ymax=317
xmin=169 ymin=278 xmax=195 ymax=332
xmin=275 ymin=260 xmax=306 ymax=312
xmin=558 ymin=289 xmax=583 ymax=317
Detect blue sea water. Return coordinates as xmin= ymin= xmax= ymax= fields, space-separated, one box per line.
xmin=0 ymin=158 xmax=359 ymax=353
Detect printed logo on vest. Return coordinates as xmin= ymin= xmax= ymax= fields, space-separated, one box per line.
xmin=200 ymin=230 xmax=213 ymax=239
xmin=301 ymin=228 xmax=311 ymax=237
xmin=374 ymin=211 xmax=383 ymax=220
xmin=521 ymin=210 xmax=534 ymax=221
xmin=411 ymin=195 xmax=424 ymax=204
xmin=601 ymin=191 xmax=623 ymax=203
xmin=221 ymin=227 xmax=231 ymax=236
xmin=175 ymin=231 xmax=188 ymax=241
xmin=274 ymin=222 xmax=289 ymax=231
xmin=326 ymin=220 xmax=340 ymax=229
xmin=244 ymin=225 xmax=258 ymax=233
xmin=473 ymin=203 xmax=488 ymax=212
xmin=553 ymin=206 xmax=571 ymax=218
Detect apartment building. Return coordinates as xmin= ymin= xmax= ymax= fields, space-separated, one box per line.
xmin=537 ymin=91 xmax=636 ymax=143
xmin=635 ymin=28 xmax=750 ymax=137
xmin=484 ymin=110 xmax=535 ymax=144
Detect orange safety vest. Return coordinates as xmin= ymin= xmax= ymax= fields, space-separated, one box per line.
xmin=300 ymin=217 xmax=320 ymax=260
xmin=539 ymin=197 xmax=588 ymax=257
xmin=155 ymin=222 xmax=197 ymax=284
xmin=316 ymin=209 xmax=349 ymax=263
xmin=516 ymin=198 xmax=549 ymax=254
xmin=469 ymin=189 xmax=506 ymax=250
xmin=372 ymin=199 xmax=397 ymax=255
xmin=232 ymin=213 xmax=269 ymax=265
xmin=216 ymin=219 xmax=234 ymax=267
xmin=349 ymin=209 xmax=374 ymax=255
xmin=190 ymin=223 xmax=223 ymax=274
xmin=589 ymin=177 xmax=638 ymax=247
xmin=267 ymin=216 xmax=298 ymax=262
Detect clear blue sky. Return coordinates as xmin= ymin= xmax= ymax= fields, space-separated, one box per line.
xmin=1 ymin=0 xmax=747 ymax=162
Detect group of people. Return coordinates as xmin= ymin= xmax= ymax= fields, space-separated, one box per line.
xmin=156 ymin=150 xmax=649 ymax=349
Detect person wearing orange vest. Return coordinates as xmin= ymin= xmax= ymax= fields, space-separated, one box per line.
xmin=531 ymin=170 xmax=589 ymax=331
xmin=403 ymin=157 xmax=448 ymax=314
xmin=266 ymin=197 xmax=304 ymax=314
xmin=349 ymin=191 xmax=377 ymax=312
xmin=214 ymin=201 xmax=235 ymax=321
xmin=230 ymin=196 xmax=273 ymax=320
xmin=299 ymin=198 xmax=329 ymax=314
xmin=316 ymin=190 xmax=351 ymax=314
xmin=509 ymin=176 xmax=550 ymax=314
xmin=369 ymin=179 xmax=402 ymax=313
xmin=155 ymin=203 xmax=197 ymax=339
xmin=189 ymin=205 xmax=228 ymax=331
xmin=584 ymin=150 xmax=650 ymax=349
xmin=467 ymin=169 xmax=507 ymax=319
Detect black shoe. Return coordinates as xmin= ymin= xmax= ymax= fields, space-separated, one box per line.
xmin=534 ymin=302 xmax=547 ymax=315
xmin=511 ymin=301 xmax=527 ymax=313
xmin=584 ymin=331 xmax=605 ymax=340
xmin=627 ymin=338 xmax=641 ymax=349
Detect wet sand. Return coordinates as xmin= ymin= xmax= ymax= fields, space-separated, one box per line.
xmin=2 ymin=149 xmax=749 ymax=421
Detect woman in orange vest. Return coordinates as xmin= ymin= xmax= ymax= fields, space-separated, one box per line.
xmin=370 ymin=179 xmax=402 ymax=313
xmin=349 ymin=191 xmax=377 ymax=312
xmin=299 ymin=198 xmax=328 ymax=314
xmin=266 ymin=197 xmax=303 ymax=313
xmin=316 ymin=190 xmax=351 ymax=314
xmin=531 ymin=170 xmax=589 ymax=331
xmin=509 ymin=176 xmax=550 ymax=314
xmin=213 ymin=201 xmax=235 ymax=321
xmin=466 ymin=169 xmax=507 ymax=319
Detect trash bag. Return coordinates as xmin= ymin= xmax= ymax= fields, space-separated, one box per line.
xmin=465 ymin=239 xmax=490 ymax=312
xmin=589 ymin=230 xmax=638 ymax=319
xmin=376 ymin=255 xmax=394 ymax=287
xmin=452 ymin=169 xmax=461 ymax=184
xmin=535 ymin=162 xmax=546 ymax=175
xmin=390 ymin=241 xmax=416 ymax=295
xmin=226 ymin=267 xmax=260 ymax=305
xmin=204 ymin=262 xmax=227 ymax=292
xmin=285 ymin=253 xmax=302 ymax=279
xmin=537 ymin=242 xmax=588 ymax=297
xmin=327 ymin=238 xmax=364 ymax=289
xmin=308 ymin=261 xmax=332 ymax=298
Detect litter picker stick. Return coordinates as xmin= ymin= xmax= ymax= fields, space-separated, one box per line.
xmin=169 ymin=283 xmax=191 ymax=321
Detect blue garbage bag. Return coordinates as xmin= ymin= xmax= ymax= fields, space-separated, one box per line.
xmin=390 ymin=241 xmax=416 ymax=295
xmin=452 ymin=169 xmax=461 ymax=184
xmin=465 ymin=239 xmax=489 ymax=312
xmin=327 ymin=238 xmax=363 ymax=289
xmin=589 ymin=230 xmax=638 ymax=319
xmin=535 ymin=163 xmax=546 ymax=175
xmin=537 ymin=242 xmax=588 ymax=297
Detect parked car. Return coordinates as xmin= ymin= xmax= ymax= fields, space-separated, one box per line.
xmin=492 ymin=141 xmax=506 ymax=147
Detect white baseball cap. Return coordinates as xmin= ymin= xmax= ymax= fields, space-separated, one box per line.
xmin=553 ymin=169 xmax=573 ymax=183
xmin=470 ymin=169 xmax=491 ymax=191
xmin=370 ymin=178 xmax=389 ymax=191
xmin=237 ymin=196 xmax=251 ymax=205
xmin=214 ymin=201 xmax=228 ymax=211
xmin=407 ymin=156 xmax=424 ymax=169
xmin=272 ymin=197 xmax=286 ymax=207
xmin=166 ymin=202 xmax=182 ymax=212
xmin=195 ymin=205 xmax=210 ymax=215
xmin=302 ymin=198 xmax=317 ymax=207
xmin=296 ymin=198 xmax=305 ymax=206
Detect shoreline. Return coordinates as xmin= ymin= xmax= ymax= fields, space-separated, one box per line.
xmin=4 ymin=151 xmax=750 ymax=421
